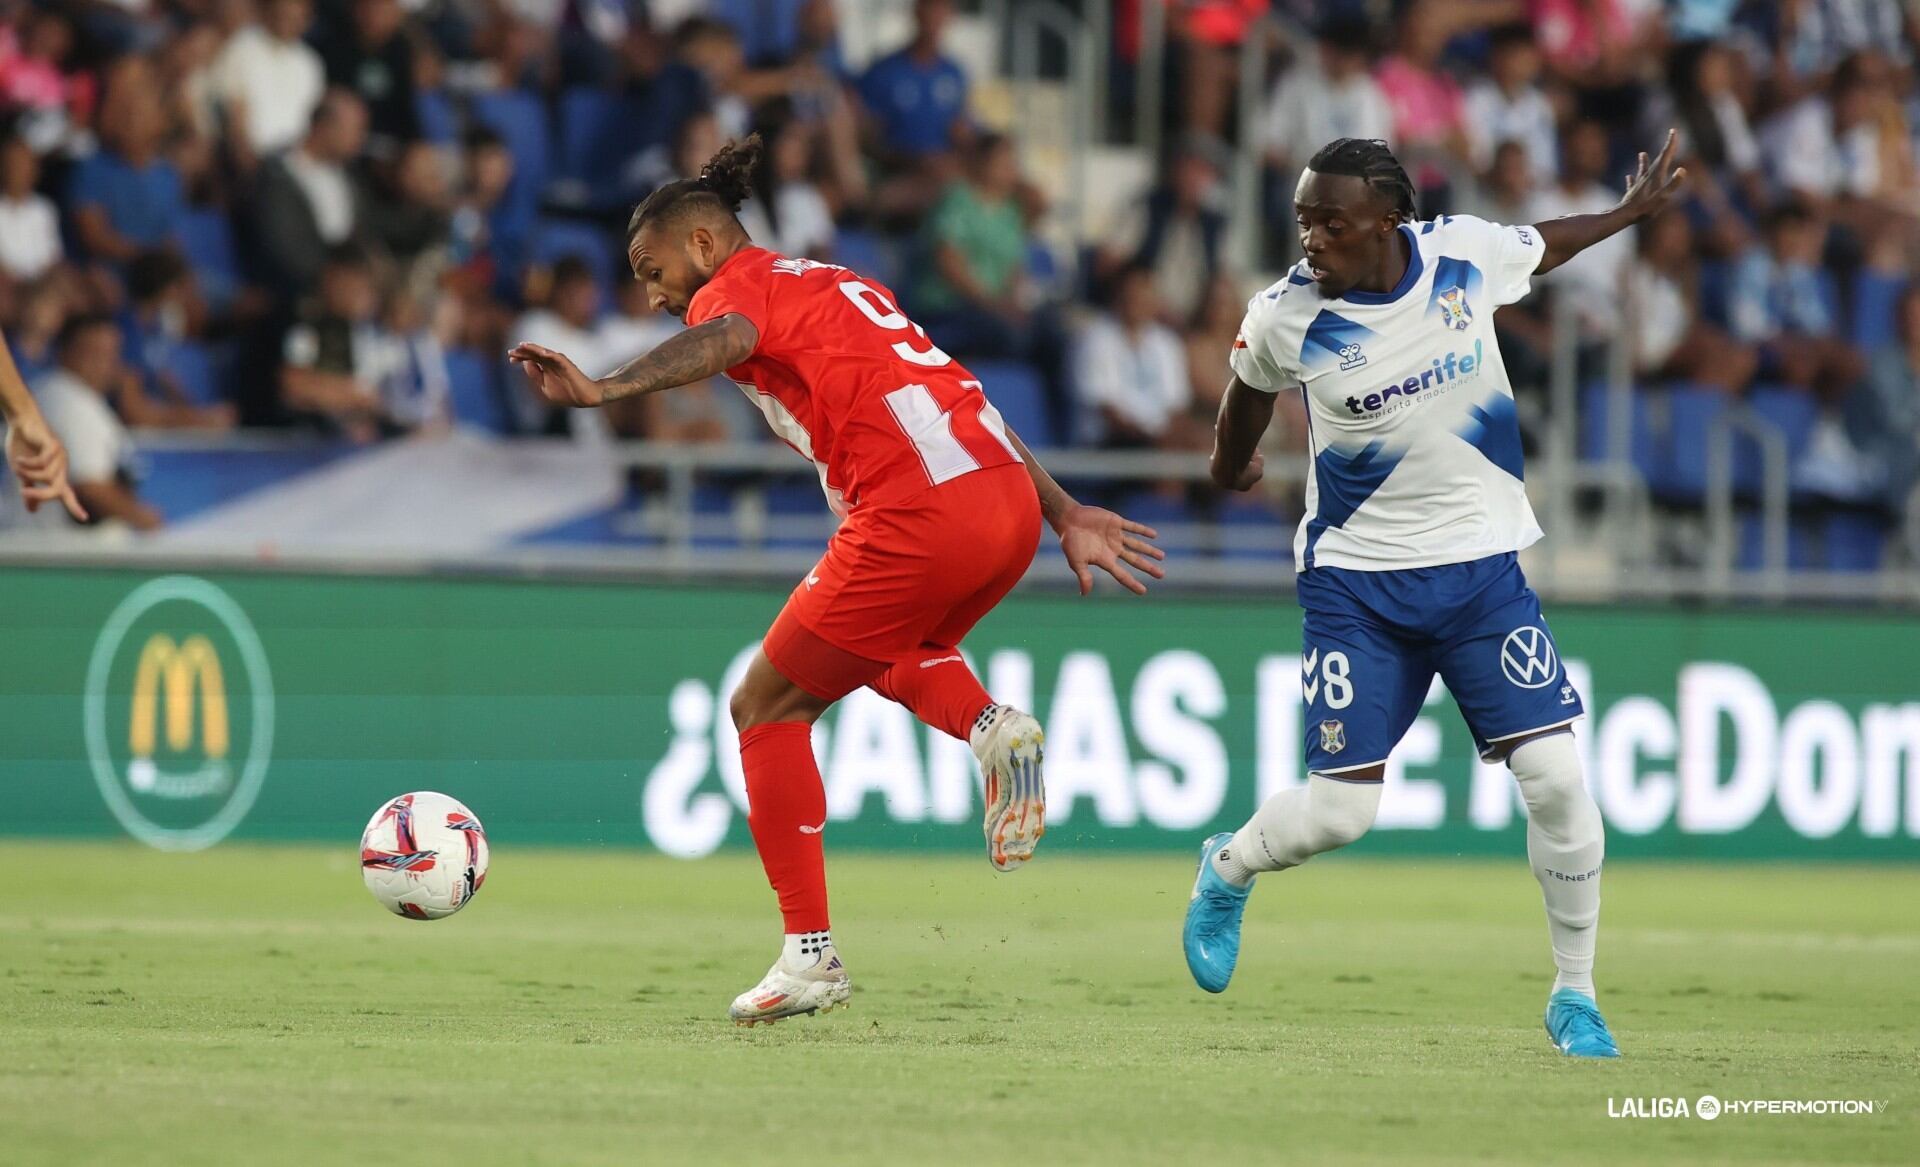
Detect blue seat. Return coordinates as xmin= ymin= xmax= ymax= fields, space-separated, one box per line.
xmin=1823 ymin=511 xmax=1885 ymax=572
xmin=160 ymin=340 xmax=220 ymax=406
xmin=1736 ymin=513 xmax=1814 ymax=571
xmin=527 ymin=218 xmax=617 ymax=290
xmin=832 ymin=228 xmax=901 ymax=288
xmin=1744 ymin=384 xmax=1818 ymax=500
xmin=1217 ymin=494 xmax=1290 ymax=560
xmin=471 ymin=90 xmax=551 ymax=238
xmin=1117 ymin=491 xmax=1204 ymax=555
xmin=445 ymin=347 xmax=514 ymax=435
xmin=178 ymin=208 xmax=241 ymax=306
xmin=1577 ymin=380 xmax=1657 ymax=480
xmin=1849 ymin=270 xmax=1907 ymax=352
xmin=553 ymin=87 xmax=628 ymax=210
xmin=764 ymin=479 xmax=833 ymax=550
xmin=517 ymin=503 xmax=657 ymax=547
xmin=1651 ymin=384 xmax=1729 ymax=504
xmin=969 ymin=360 xmax=1055 ymax=448
xmin=415 ymin=89 xmax=458 ymax=144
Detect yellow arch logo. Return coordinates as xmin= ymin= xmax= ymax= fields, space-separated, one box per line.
xmin=129 ymin=634 xmax=229 ymax=762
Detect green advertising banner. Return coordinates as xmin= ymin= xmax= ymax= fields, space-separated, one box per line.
xmin=2 ymin=567 xmax=1917 ymax=859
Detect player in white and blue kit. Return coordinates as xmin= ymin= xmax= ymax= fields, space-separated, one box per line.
xmin=1183 ymin=134 xmax=1688 ymax=1058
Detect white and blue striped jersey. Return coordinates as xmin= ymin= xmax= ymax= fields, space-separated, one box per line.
xmin=1230 ymin=215 xmax=1548 ymax=572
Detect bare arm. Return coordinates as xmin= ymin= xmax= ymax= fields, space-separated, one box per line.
xmin=509 ymin=314 xmax=760 ymax=408
xmin=1535 ymin=129 xmax=1688 ymax=275
xmin=1210 ymin=375 xmax=1277 ymax=491
xmin=1004 ymin=426 xmax=1165 ymax=595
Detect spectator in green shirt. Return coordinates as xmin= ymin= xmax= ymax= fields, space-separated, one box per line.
xmin=913 ymin=133 xmax=1034 ymax=360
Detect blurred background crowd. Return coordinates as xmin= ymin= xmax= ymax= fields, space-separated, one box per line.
xmin=2 ymin=0 xmax=1918 ymax=571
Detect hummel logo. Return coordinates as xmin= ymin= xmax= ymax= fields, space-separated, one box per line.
xmin=805 ymin=573 xmax=820 ymax=589
xmin=798 ymin=822 xmax=826 ymax=834
xmin=1338 ymin=342 xmax=1367 ymax=371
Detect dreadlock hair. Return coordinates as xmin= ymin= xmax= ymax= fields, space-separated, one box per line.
xmin=1305 ymin=138 xmax=1417 ymax=224
xmin=626 ymin=132 xmax=765 ymax=243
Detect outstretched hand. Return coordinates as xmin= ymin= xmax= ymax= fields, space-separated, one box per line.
xmin=1057 ymin=504 xmax=1166 ymax=596
xmin=508 ymin=342 xmax=604 ymax=408
xmin=5 ymin=410 xmax=86 ymax=520
xmin=1617 ymin=128 xmax=1689 ymax=222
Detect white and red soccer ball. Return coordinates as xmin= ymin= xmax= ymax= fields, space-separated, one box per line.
xmin=360 ymin=792 xmax=489 ymax=920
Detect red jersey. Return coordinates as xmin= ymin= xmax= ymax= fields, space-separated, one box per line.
xmin=684 ymin=247 xmax=1024 ymax=515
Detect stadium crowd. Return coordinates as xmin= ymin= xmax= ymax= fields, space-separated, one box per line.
xmin=2 ymin=0 xmax=1918 ymax=551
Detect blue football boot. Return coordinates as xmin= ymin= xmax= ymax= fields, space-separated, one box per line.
xmin=1544 ymin=987 xmax=1621 ymax=1057
xmin=1183 ymin=832 xmax=1252 ymax=993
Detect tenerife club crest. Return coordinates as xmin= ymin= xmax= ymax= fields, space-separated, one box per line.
xmin=1318 ymin=719 xmax=1347 ymax=755
xmin=1436 ymin=285 xmax=1473 ymax=331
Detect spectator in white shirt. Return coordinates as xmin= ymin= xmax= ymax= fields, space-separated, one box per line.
xmin=208 ymin=0 xmax=326 ymax=165
xmin=32 ymin=314 xmax=160 ymax=530
xmin=1263 ymin=20 xmax=1392 ymax=181
xmin=511 ymin=256 xmax=612 ymax=439
xmin=1464 ymin=25 xmax=1557 ymax=183
xmin=595 ymin=279 xmax=741 ymax=443
xmin=1526 ymin=118 xmax=1634 ymax=340
xmin=1073 ymin=264 xmax=1199 ymax=450
xmin=0 ymin=134 xmax=61 ymax=281
xmin=737 ymin=118 xmax=836 ymax=262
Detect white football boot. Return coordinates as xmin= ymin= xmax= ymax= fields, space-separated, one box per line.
xmin=728 ymin=946 xmax=851 ymax=1026
xmin=970 ymin=705 xmax=1047 ymax=871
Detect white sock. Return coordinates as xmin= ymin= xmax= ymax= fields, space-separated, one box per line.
xmin=1509 ymin=732 xmax=1603 ymax=998
xmin=1212 ymin=773 xmax=1382 ymax=887
xmin=783 ymin=929 xmax=833 ymax=969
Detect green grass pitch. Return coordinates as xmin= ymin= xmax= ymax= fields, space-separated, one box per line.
xmin=1 ymin=841 xmax=1914 ymax=1165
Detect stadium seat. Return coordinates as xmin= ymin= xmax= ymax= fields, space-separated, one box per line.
xmin=415 ymin=89 xmax=457 ymax=144
xmin=1217 ymin=494 xmax=1290 ymax=561
xmin=1849 ymin=270 xmax=1907 ymax=353
xmin=1822 ymin=510 xmax=1886 ymax=572
xmin=1744 ymin=384 xmax=1818 ymax=500
xmin=1118 ymin=491 xmax=1204 ymax=555
xmin=527 ymin=218 xmax=617 ymax=290
xmin=178 ymin=208 xmax=241 ymax=306
xmin=968 ymin=360 xmax=1055 ymax=448
xmin=445 ymin=347 xmax=515 ymax=435
xmin=1650 ymin=384 xmax=1729 ymax=504
xmin=1577 ymin=380 xmax=1657 ymax=481
xmin=471 ymin=90 xmax=551 ymax=242
xmin=764 ymin=479 xmax=833 ymax=550
xmin=1736 ymin=512 xmax=1814 ymax=571
xmin=160 ymin=340 xmax=221 ymax=407
xmin=553 ymin=87 xmax=632 ymax=211
xmin=832 ymin=228 xmax=902 ymax=288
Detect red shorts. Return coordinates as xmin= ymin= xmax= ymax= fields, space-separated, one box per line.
xmin=763 ymin=463 xmax=1042 ymax=700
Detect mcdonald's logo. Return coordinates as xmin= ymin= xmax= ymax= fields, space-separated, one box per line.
xmin=126 ymin=634 xmax=231 ymax=797
xmin=85 ymin=577 xmax=275 ymax=851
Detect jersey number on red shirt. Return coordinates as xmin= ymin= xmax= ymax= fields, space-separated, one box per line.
xmin=838 ymin=279 xmax=1022 ymax=487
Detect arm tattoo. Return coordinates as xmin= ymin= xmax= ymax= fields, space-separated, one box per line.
xmin=598 ymin=315 xmax=757 ymax=402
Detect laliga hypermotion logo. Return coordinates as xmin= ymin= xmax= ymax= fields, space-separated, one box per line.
xmin=84 ymin=576 xmax=275 ymax=852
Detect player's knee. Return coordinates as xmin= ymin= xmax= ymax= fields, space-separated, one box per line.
xmin=1509 ymin=733 xmax=1599 ymax=835
xmin=1306 ymin=774 xmax=1381 ymax=851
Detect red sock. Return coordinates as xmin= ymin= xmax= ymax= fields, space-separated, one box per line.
xmin=869 ymin=649 xmax=995 ymax=741
xmin=738 ymin=721 xmax=830 ymax=932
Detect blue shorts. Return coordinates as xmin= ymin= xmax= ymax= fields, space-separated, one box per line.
xmin=1296 ymin=552 xmax=1584 ymax=773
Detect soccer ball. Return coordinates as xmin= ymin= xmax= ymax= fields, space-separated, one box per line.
xmin=359 ymin=792 xmax=489 ymax=920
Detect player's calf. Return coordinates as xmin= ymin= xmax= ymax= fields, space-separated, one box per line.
xmin=971 ymin=704 xmax=1046 ymax=871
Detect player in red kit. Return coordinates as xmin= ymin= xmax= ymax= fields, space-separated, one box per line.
xmin=510 ymin=136 xmax=1165 ymax=1025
